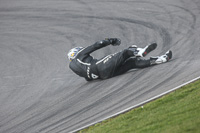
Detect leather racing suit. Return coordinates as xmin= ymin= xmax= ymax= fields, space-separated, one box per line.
xmin=69 ymin=39 xmax=151 ymax=81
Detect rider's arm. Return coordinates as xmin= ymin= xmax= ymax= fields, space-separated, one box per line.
xmin=79 ymin=40 xmax=110 ymax=56
xmin=77 ymin=38 xmax=121 ymax=57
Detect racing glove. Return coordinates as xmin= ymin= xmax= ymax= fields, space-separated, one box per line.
xmin=105 ymin=38 xmax=121 ymax=46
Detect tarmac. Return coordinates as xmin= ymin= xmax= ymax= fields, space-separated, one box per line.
xmin=0 ymin=0 xmax=200 ymax=132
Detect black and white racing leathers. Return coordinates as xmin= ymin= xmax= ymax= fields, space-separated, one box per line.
xmin=69 ymin=40 xmax=151 ymax=81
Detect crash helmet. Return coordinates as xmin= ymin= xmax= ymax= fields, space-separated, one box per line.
xmin=67 ymin=47 xmax=83 ymax=61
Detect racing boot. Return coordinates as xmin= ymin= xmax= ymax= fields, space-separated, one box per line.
xmin=129 ymin=43 xmax=157 ymax=57
xmin=150 ymin=50 xmax=172 ymax=65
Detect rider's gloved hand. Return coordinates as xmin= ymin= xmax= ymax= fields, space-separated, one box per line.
xmin=105 ymin=38 xmax=121 ymax=46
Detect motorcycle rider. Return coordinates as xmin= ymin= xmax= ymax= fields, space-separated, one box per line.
xmin=68 ymin=38 xmax=172 ymax=81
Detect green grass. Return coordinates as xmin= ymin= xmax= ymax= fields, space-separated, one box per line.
xmin=79 ymin=79 xmax=200 ymax=133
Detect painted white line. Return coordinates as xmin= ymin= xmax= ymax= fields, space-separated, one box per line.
xmin=70 ymin=76 xmax=200 ymax=133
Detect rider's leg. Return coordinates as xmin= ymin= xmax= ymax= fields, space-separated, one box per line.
xmin=112 ymin=50 xmax=172 ymax=77
xmin=112 ymin=58 xmax=151 ymax=77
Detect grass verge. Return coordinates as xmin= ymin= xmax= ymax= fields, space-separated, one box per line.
xmin=79 ymin=79 xmax=200 ymax=133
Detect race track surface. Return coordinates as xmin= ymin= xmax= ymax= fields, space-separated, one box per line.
xmin=1 ymin=0 xmax=200 ymax=132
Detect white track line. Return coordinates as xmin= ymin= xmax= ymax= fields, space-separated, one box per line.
xmin=71 ymin=76 xmax=200 ymax=133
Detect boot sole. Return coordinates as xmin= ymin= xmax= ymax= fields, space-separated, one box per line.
xmin=166 ymin=50 xmax=172 ymax=61
xmin=142 ymin=43 xmax=157 ymax=57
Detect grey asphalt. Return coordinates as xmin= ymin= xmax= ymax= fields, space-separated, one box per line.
xmin=0 ymin=0 xmax=200 ymax=133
